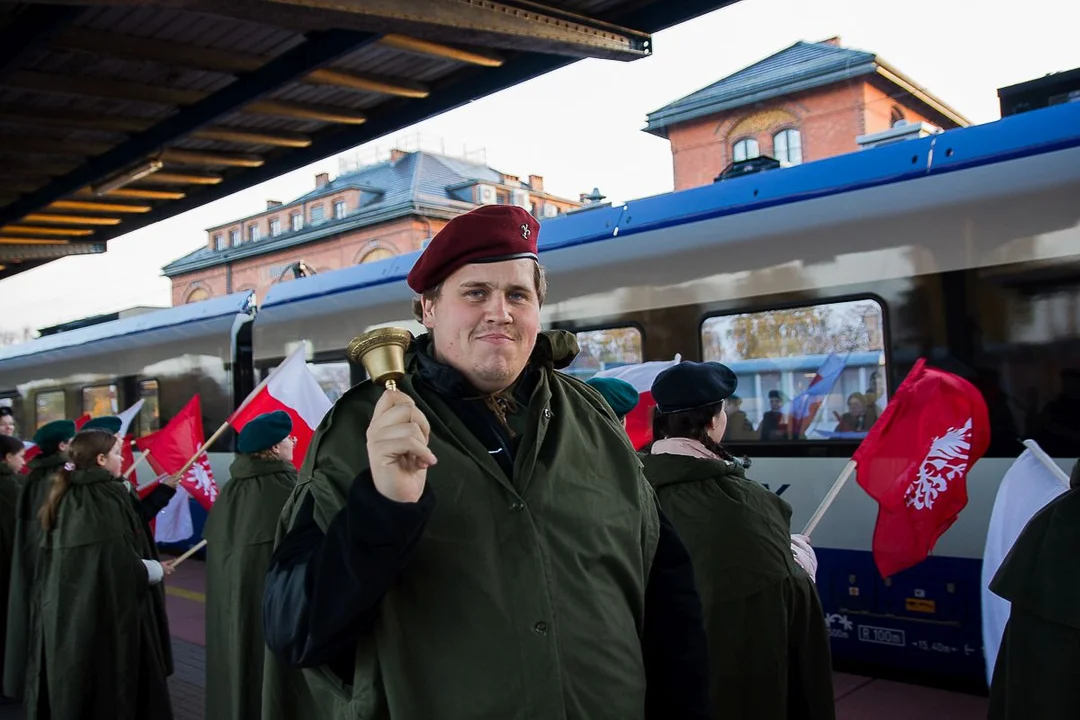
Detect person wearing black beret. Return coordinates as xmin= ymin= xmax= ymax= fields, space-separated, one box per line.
xmin=758 ymin=388 xmax=791 ymax=441
xmin=642 ymin=361 xmax=835 ymax=720
xmin=2 ymin=419 xmax=74 ymax=699
xmin=0 ymin=407 xmax=15 ymax=438
xmin=203 ymin=410 xmax=297 ymax=720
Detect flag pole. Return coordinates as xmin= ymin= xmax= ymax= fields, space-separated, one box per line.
xmin=123 ymin=447 xmax=151 ymax=480
xmin=168 ymin=538 xmax=207 ymax=568
xmin=802 ymin=459 xmax=857 ymax=538
xmin=176 ymin=420 xmax=232 ymax=476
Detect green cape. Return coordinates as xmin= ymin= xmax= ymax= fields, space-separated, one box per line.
xmin=24 ymin=466 xmax=173 ymax=719
xmin=204 ymin=454 xmax=296 ymax=720
xmin=643 ymin=452 xmax=835 ymax=720
xmin=2 ymin=452 xmax=65 ymax=699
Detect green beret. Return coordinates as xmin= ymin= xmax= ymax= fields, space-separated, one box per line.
xmin=32 ymin=419 xmax=77 ymax=455
xmin=586 ymin=377 xmax=639 ymax=420
xmin=237 ymin=410 xmax=292 ymax=454
xmin=83 ymin=415 xmax=122 ymax=434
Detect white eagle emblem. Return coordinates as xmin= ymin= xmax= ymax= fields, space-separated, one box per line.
xmin=186 ymin=456 xmax=218 ymax=503
xmin=905 ymin=418 xmax=973 ymax=510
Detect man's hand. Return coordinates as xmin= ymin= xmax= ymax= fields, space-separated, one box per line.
xmin=366 ymin=390 xmax=437 ymax=503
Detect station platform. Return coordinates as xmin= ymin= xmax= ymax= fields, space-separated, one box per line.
xmin=0 ymin=555 xmax=990 ymax=719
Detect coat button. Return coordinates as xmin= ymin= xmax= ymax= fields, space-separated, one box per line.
xmin=542 ymin=407 xmax=553 ymax=420
xmin=509 ymin=500 xmax=525 ymax=512
xmin=533 ymin=621 xmax=548 ymax=635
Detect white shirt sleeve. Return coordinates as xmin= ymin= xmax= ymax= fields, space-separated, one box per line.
xmin=142 ymin=559 xmax=164 ymax=585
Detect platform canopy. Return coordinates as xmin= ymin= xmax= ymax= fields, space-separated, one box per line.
xmin=0 ymin=0 xmax=742 ymax=279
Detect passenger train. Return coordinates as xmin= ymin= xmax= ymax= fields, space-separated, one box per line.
xmin=2 ymin=97 xmax=1078 ymax=688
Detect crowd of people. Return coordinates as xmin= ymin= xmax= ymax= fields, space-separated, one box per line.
xmin=0 ymin=204 xmax=1072 ymax=718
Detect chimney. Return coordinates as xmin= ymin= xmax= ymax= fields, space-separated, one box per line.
xmin=315 ymin=172 xmax=330 ymax=189
xmin=528 ymin=174 xmax=544 ymax=192
xmin=821 ymin=36 xmax=842 ymax=46
xmin=266 ymin=199 xmax=282 ymax=210
xmin=501 ymin=173 xmax=520 ymax=187
xmin=390 ymin=149 xmax=408 ymax=163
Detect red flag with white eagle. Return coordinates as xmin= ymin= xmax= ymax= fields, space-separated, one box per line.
xmin=228 ymin=346 xmax=333 ymax=468
xmin=591 ymin=355 xmax=683 ymax=450
xmin=853 ymin=358 xmax=990 ymax=578
xmin=135 ymin=395 xmax=218 ymax=510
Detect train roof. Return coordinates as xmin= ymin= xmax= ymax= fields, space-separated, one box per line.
xmin=0 ymin=290 xmax=254 ymax=373
xmin=254 ymin=99 xmax=1080 ymax=331
xmin=0 ymin=0 xmax=741 ymax=280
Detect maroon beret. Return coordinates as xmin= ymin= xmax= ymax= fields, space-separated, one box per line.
xmin=407 ymin=205 xmax=539 ymax=293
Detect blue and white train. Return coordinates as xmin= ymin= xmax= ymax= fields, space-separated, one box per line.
xmin=2 ymin=94 xmax=1078 ymax=688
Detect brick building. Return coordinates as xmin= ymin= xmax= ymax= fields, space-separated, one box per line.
xmin=644 ymin=37 xmax=970 ymax=191
xmin=163 ymin=149 xmax=582 ymax=305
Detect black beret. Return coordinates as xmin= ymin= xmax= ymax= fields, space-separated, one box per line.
xmin=32 ymin=419 xmax=76 ymax=454
xmin=0 ymin=407 xmax=12 ymax=417
xmin=83 ymin=415 xmax=122 ymax=434
xmin=586 ymin=377 xmax=639 ymax=419
xmin=651 ymin=361 xmax=738 ymax=414
xmin=237 ymin=410 xmax=292 ymax=454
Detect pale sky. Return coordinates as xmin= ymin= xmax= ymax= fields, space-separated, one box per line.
xmin=4 ymin=0 xmax=1078 ymax=334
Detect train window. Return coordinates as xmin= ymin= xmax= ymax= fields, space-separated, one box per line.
xmin=138 ymin=380 xmax=161 ymax=437
xmin=35 ymin=390 xmax=66 ymax=430
xmin=308 ymin=362 xmax=351 ymax=403
xmin=701 ymin=299 xmax=888 ymax=442
xmin=562 ymin=326 xmax=644 ymax=380
xmin=82 ymin=384 xmax=118 ymax=418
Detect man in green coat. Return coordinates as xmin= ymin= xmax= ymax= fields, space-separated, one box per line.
xmin=988 ymin=461 xmax=1080 ymax=718
xmin=642 ymin=361 xmax=835 ymax=719
xmin=261 ymin=205 xmax=711 ymax=720
xmin=204 ymin=410 xmax=297 ymax=720
xmin=3 ymin=419 xmax=74 ymax=700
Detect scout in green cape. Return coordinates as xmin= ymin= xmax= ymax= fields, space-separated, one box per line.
xmin=642 ymin=361 xmax=835 ymax=720
xmin=586 ymin=376 xmax=639 ymax=428
xmin=24 ymin=429 xmax=174 ymax=719
xmin=2 ymin=419 xmax=75 ymax=700
xmin=988 ymin=461 xmax=1080 ymax=719
xmin=204 ymin=410 xmax=296 ymax=720
xmin=261 ymin=204 xmax=711 ymax=720
xmin=83 ymin=414 xmax=178 ymax=677
xmin=0 ymin=435 xmax=23 ymax=700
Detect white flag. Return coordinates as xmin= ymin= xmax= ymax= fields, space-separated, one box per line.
xmin=116 ymin=398 xmax=145 ymax=438
xmin=154 ymin=485 xmax=194 ymax=544
xmin=980 ymin=442 xmax=1069 ymax=684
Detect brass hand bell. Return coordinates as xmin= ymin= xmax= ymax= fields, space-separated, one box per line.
xmin=347 ymin=327 xmax=413 ymax=391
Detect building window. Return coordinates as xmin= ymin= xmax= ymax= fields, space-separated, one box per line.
xmin=496 ymin=192 xmax=509 ymax=205
xmin=290 ymin=213 xmax=303 ymax=232
xmin=213 ymin=233 xmax=225 ymax=251
xmin=310 ymin=205 xmax=325 ymax=223
xmin=229 ymin=229 xmax=241 ymax=247
xmin=334 ymin=200 xmax=347 ymax=220
xmin=773 ymin=129 xmax=803 ymax=165
xmin=185 ymin=287 xmax=211 ymax=304
xmin=359 ymin=248 xmax=394 ymax=264
xmin=732 ymin=138 xmax=760 ymax=163
xmin=269 ymin=218 xmax=281 ymax=236
xmin=248 ymin=224 xmax=260 ymax=242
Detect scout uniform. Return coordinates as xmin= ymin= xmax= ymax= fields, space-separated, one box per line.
xmin=204 ymin=410 xmax=297 ymax=720
xmin=3 ymin=419 xmax=75 ymax=700
xmin=642 ymin=362 xmax=835 ymax=720
xmin=260 ymin=205 xmax=711 ymax=720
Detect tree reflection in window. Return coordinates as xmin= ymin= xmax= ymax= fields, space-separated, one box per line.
xmin=563 ymin=327 xmax=643 ymax=380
